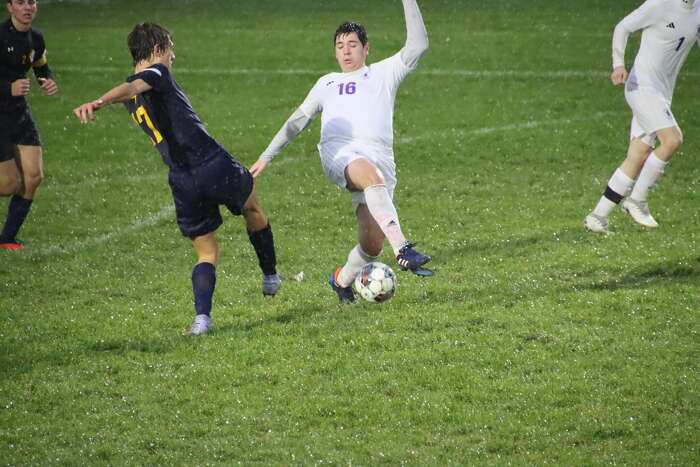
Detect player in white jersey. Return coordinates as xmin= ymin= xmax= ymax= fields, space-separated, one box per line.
xmin=250 ymin=0 xmax=431 ymax=303
xmin=584 ymin=0 xmax=700 ymax=233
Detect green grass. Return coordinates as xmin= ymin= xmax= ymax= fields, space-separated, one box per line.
xmin=1 ymin=0 xmax=699 ymax=465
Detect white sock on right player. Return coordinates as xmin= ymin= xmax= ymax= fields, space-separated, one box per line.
xmin=593 ymin=168 xmax=635 ymax=217
xmin=337 ymin=244 xmax=379 ymax=287
xmin=630 ymin=152 xmax=667 ymax=202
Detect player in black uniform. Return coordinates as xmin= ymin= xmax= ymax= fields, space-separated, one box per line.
xmin=0 ymin=0 xmax=58 ymax=250
xmin=74 ymin=23 xmax=281 ymax=335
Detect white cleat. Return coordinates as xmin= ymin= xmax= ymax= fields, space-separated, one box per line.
xmin=184 ymin=314 xmax=212 ymax=335
xmin=584 ymin=212 xmax=609 ymax=234
xmin=621 ymin=199 xmax=658 ymax=228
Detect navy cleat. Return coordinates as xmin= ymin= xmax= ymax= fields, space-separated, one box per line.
xmin=262 ymin=273 xmax=282 ymax=296
xmin=396 ymin=242 xmax=431 ymax=272
xmin=328 ymin=267 xmax=357 ymax=303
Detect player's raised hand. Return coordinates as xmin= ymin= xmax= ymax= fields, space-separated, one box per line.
xmin=249 ymin=159 xmax=269 ymax=178
xmin=38 ymin=78 xmax=58 ymax=96
xmin=611 ymin=66 xmax=627 ymax=85
xmin=10 ymin=78 xmax=30 ymax=96
xmin=73 ymin=100 xmax=104 ymax=124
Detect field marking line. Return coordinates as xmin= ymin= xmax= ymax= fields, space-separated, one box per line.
xmin=30 ymin=205 xmax=175 ymax=257
xmin=395 ymin=110 xmax=627 ymax=145
xmin=60 ymin=65 xmax=700 ymax=79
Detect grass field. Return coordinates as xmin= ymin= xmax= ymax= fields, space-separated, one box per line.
xmin=1 ymin=0 xmax=699 ymax=464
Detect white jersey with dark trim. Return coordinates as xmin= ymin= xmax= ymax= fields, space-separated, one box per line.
xmin=614 ymin=0 xmax=700 ymax=102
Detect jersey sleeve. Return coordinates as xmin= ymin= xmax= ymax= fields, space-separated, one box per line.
xmin=612 ymin=0 xmax=664 ymax=68
xmin=373 ymin=52 xmax=413 ymax=94
xmin=298 ymin=76 xmax=325 ymax=118
xmin=30 ymin=30 xmax=52 ymax=80
xmin=127 ymin=63 xmax=173 ymax=93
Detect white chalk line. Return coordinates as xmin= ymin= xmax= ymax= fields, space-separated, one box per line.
xmin=395 ymin=110 xmax=627 ymax=145
xmin=29 ymin=205 xmax=175 ymax=257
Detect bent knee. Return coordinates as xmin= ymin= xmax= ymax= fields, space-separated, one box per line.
xmin=24 ymin=172 xmax=44 ymax=190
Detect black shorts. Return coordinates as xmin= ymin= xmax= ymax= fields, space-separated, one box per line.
xmin=0 ymin=105 xmax=41 ymax=162
xmin=168 ymin=151 xmax=254 ymax=238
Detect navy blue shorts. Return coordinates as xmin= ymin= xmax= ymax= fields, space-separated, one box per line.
xmin=0 ymin=105 xmax=41 ymax=162
xmin=168 ymin=151 xmax=254 ymax=238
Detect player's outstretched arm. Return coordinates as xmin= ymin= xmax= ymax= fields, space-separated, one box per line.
xmin=251 ymin=107 xmax=314 ymax=178
xmin=73 ymin=79 xmax=152 ymax=123
xmin=399 ymin=0 xmax=429 ymax=69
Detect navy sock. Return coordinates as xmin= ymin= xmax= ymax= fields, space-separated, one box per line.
xmin=1 ymin=195 xmax=33 ymax=243
xmin=192 ymin=262 xmax=216 ymax=317
xmin=248 ymin=222 xmax=277 ymax=276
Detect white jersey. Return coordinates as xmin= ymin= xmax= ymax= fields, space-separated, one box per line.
xmin=613 ymin=0 xmax=700 ymax=102
xmin=299 ymin=52 xmax=414 ymax=156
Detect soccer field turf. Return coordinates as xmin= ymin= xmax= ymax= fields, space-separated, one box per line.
xmin=1 ymin=0 xmax=698 ymax=464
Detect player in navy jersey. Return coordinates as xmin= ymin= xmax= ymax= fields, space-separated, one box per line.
xmin=0 ymin=0 xmax=58 ymax=250
xmin=74 ymin=23 xmax=280 ymax=335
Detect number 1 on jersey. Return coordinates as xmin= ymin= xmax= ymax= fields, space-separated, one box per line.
xmin=675 ymin=37 xmax=685 ymax=52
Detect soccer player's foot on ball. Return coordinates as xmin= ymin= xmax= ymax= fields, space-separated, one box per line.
xmin=621 ymin=198 xmax=658 ymax=228
xmin=262 ymin=273 xmax=282 ymax=296
xmin=396 ymin=242 xmax=431 ymax=271
xmin=0 ymin=238 xmax=24 ymax=250
xmin=584 ymin=213 xmax=609 ymax=234
xmin=184 ymin=314 xmax=212 ymax=335
xmin=328 ymin=267 xmax=357 ymax=303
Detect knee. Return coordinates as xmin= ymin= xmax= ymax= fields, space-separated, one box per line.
xmin=665 ymin=134 xmax=683 ymax=153
xmin=23 ymin=171 xmax=44 ymax=191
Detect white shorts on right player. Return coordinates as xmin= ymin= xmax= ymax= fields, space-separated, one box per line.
xmin=625 ymin=89 xmax=678 ymax=147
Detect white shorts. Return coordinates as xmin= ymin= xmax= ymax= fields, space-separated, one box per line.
xmin=318 ymin=143 xmax=397 ymax=210
xmin=624 ymin=89 xmax=678 ymax=147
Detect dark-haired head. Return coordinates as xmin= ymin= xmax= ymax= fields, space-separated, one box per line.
xmin=127 ymin=23 xmax=171 ymax=65
xmin=334 ymin=22 xmax=367 ymax=46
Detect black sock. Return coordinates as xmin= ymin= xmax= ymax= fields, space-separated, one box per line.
xmin=192 ymin=262 xmax=216 ymax=317
xmin=0 ymin=195 xmax=33 ymax=243
xmin=248 ymin=222 xmax=277 ymax=276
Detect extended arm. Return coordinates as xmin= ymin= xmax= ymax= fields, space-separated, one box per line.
xmin=250 ymin=107 xmax=315 ymax=178
xmin=399 ymin=0 xmax=429 ymax=69
xmin=73 ymin=79 xmax=152 ymax=123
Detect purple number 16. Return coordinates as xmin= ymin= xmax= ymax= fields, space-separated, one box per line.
xmin=338 ymin=82 xmax=357 ymax=95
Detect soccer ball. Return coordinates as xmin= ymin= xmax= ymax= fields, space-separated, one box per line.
xmin=354 ymin=262 xmax=396 ymax=303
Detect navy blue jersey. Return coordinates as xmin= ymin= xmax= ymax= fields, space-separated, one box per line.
xmin=0 ymin=18 xmax=52 ymax=111
xmin=124 ymin=63 xmax=224 ymax=170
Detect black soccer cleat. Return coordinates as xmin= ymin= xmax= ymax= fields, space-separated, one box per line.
xmin=328 ymin=268 xmax=357 ymax=303
xmin=396 ymin=242 xmax=431 ymax=271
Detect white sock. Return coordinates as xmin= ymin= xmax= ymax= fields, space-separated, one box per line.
xmin=364 ymin=184 xmax=407 ymax=256
xmin=630 ymin=153 xmax=667 ymax=202
xmin=337 ymin=244 xmax=378 ymax=287
xmin=593 ymin=168 xmax=635 ymax=217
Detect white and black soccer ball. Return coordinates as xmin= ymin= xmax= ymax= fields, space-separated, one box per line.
xmin=354 ymin=262 xmax=396 ymax=303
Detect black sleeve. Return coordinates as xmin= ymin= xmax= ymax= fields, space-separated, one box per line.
xmin=0 ymin=80 xmax=11 ymax=98
xmin=31 ymin=30 xmax=52 ymax=80
xmin=126 ymin=63 xmax=172 ymax=93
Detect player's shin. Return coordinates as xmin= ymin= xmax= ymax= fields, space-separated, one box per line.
xmin=192 ymin=262 xmax=216 ymax=316
xmin=247 ymin=222 xmax=277 ymax=276
xmin=0 ymin=195 xmax=33 ymax=243
xmin=629 ymin=153 xmax=666 ymax=202
xmin=363 ymin=184 xmax=407 ymax=256
xmin=593 ymin=168 xmax=635 ymax=217
xmin=337 ymin=244 xmax=379 ymax=287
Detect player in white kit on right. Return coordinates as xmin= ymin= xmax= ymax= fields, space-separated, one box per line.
xmin=584 ymin=0 xmax=700 ymax=233
xmin=251 ymin=0 xmax=431 ymax=303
